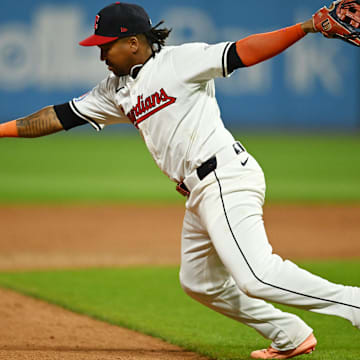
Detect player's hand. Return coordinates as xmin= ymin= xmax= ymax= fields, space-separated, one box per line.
xmin=312 ymin=0 xmax=360 ymax=47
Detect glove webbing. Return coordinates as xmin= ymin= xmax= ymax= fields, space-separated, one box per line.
xmin=339 ymin=0 xmax=360 ymax=38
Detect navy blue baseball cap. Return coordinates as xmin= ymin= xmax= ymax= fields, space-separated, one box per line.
xmin=79 ymin=2 xmax=152 ymax=46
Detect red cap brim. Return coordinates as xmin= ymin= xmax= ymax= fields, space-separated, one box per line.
xmin=79 ymin=34 xmax=119 ymax=46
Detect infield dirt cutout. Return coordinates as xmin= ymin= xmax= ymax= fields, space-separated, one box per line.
xmin=1 ymin=204 xmax=360 ymax=360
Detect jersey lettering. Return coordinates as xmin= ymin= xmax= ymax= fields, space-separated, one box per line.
xmin=127 ymin=88 xmax=176 ymax=128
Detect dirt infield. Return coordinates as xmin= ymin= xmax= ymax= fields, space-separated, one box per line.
xmin=0 ymin=287 xmax=208 ymax=360
xmin=1 ymin=204 xmax=360 ymax=360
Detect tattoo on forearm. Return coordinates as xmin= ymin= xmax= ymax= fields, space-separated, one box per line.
xmin=16 ymin=106 xmax=63 ymax=138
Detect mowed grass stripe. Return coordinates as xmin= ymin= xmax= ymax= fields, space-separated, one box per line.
xmin=0 ymin=262 xmax=359 ymax=359
xmin=1 ymin=133 xmax=360 ymax=203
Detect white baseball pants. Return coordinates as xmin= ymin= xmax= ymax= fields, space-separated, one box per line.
xmin=179 ymin=151 xmax=360 ymax=350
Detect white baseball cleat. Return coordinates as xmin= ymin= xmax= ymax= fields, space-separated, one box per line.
xmin=250 ymin=333 xmax=317 ymax=359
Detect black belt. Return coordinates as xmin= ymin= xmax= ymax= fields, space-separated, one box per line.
xmin=176 ymin=142 xmax=246 ymax=197
xmin=176 ymin=156 xmax=217 ymax=196
xmin=176 ymin=141 xmax=246 ymax=196
xmin=196 ymin=156 xmax=218 ymax=180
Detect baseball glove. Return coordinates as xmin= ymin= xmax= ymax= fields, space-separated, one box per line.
xmin=313 ymin=0 xmax=360 ymax=46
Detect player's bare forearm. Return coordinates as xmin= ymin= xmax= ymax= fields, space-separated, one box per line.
xmin=0 ymin=106 xmax=64 ymax=138
xmin=16 ymin=106 xmax=64 ymax=137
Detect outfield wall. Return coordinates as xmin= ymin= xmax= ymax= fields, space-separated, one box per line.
xmin=0 ymin=0 xmax=359 ymax=130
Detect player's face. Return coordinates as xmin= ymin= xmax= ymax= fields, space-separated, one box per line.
xmin=99 ymin=37 xmax=136 ymax=76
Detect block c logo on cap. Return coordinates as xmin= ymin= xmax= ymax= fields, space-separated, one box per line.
xmin=94 ymin=15 xmax=100 ymax=30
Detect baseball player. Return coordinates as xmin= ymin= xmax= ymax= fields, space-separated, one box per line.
xmin=1 ymin=2 xmax=360 ymax=358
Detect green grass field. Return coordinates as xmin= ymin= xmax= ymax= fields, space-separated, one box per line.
xmin=1 ymin=132 xmax=360 ymax=359
xmin=1 ymin=132 xmax=360 ymax=204
xmin=0 ymin=262 xmax=359 ymax=360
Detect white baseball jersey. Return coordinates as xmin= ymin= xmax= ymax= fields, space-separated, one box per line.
xmin=65 ymin=39 xmax=360 ymax=352
xmin=69 ymin=41 xmax=234 ymax=183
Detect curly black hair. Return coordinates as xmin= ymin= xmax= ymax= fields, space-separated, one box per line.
xmin=143 ymin=21 xmax=172 ymax=52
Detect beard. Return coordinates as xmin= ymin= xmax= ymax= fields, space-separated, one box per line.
xmin=107 ymin=62 xmax=128 ymax=77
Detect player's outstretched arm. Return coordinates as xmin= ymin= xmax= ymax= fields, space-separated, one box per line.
xmin=0 ymin=106 xmax=64 ymax=138
xmin=234 ymin=19 xmax=318 ymax=68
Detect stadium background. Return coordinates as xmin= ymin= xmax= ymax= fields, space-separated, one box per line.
xmin=1 ymin=0 xmax=359 ymax=130
xmin=1 ymin=1 xmax=360 ymax=360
